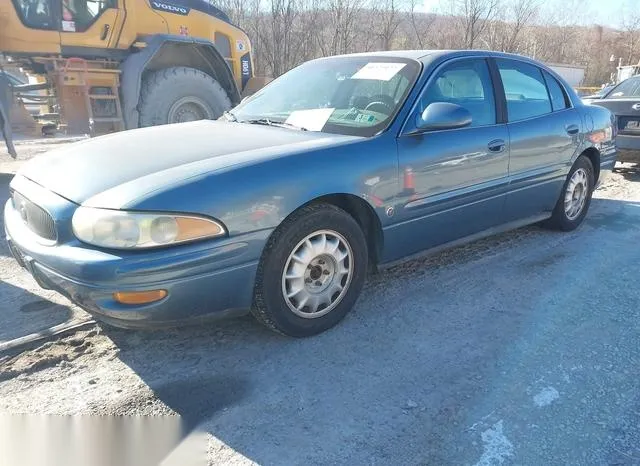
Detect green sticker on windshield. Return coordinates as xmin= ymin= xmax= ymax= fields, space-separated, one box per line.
xmin=355 ymin=114 xmax=375 ymax=123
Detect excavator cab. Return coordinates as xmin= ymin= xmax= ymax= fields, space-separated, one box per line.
xmin=12 ymin=0 xmax=56 ymax=29
xmin=8 ymin=0 xmax=121 ymax=49
xmin=59 ymin=0 xmax=122 ymax=49
xmin=11 ymin=0 xmax=116 ymax=29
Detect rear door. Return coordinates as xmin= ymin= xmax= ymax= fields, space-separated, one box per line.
xmin=495 ymin=58 xmax=582 ymax=222
xmin=59 ymin=0 xmax=121 ymax=52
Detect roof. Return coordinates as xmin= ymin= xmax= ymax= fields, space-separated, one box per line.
xmin=325 ymin=50 xmax=437 ymax=60
xmin=319 ymin=49 xmax=549 ymax=65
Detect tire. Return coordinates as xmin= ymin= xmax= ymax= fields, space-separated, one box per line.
xmin=138 ymin=66 xmax=231 ymax=127
xmin=543 ymin=155 xmax=595 ymax=231
xmin=252 ymin=203 xmax=368 ymax=337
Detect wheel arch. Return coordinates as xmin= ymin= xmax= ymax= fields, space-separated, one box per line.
xmin=579 ymin=146 xmax=601 ymax=185
xmin=295 ymin=193 xmax=384 ymax=270
xmin=119 ymin=35 xmax=241 ymax=129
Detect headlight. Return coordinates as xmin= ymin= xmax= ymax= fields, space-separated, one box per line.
xmin=72 ymin=207 xmax=226 ymax=249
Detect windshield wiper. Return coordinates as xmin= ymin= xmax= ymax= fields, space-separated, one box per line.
xmin=222 ymin=110 xmax=238 ymax=122
xmin=242 ymin=118 xmax=308 ymax=131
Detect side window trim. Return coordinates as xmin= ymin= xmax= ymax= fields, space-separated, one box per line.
xmin=541 ymin=69 xmax=571 ymax=111
xmin=400 ymin=55 xmax=499 ymax=135
xmin=541 ymin=68 xmax=555 ymax=111
xmin=487 ymin=57 xmax=507 ymax=124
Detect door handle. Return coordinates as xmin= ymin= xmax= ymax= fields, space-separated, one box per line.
xmin=100 ymin=24 xmax=110 ymax=41
xmin=632 ymin=103 xmax=640 ymax=111
xmin=565 ymin=124 xmax=579 ymax=135
xmin=488 ymin=139 xmax=506 ymax=153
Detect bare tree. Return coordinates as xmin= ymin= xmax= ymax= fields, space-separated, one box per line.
xmin=318 ymin=0 xmax=365 ymax=56
xmin=443 ymin=0 xmax=499 ymax=48
xmin=251 ymin=0 xmax=310 ymax=76
xmin=409 ymin=0 xmax=436 ymax=48
xmin=372 ymin=0 xmax=407 ymax=50
xmin=218 ymin=0 xmax=630 ymax=86
xmin=503 ymin=0 xmax=538 ymax=52
xmin=620 ymin=5 xmax=640 ymax=66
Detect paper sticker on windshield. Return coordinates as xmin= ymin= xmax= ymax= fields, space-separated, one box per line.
xmin=351 ymin=63 xmax=406 ymax=81
xmin=285 ymin=108 xmax=334 ymax=131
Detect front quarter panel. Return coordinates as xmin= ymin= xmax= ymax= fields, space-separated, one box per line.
xmin=129 ymin=136 xmax=399 ymax=240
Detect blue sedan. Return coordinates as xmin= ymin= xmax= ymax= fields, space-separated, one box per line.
xmin=5 ymin=50 xmax=617 ymax=337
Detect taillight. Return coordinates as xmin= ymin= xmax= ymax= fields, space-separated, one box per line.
xmin=587 ymin=131 xmax=604 ymax=143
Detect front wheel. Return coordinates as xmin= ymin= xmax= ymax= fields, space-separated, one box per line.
xmin=252 ymin=204 xmax=368 ymax=337
xmin=543 ymin=155 xmax=595 ymax=231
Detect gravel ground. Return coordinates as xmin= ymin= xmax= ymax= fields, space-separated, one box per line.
xmin=1 ymin=139 xmax=639 ymax=465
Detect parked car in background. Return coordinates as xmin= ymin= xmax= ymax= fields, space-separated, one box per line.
xmin=581 ymin=84 xmax=615 ymax=103
xmin=5 ymin=51 xmax=617 ymax=337
xmin=589 ymin=75 xmax=640 ymax=163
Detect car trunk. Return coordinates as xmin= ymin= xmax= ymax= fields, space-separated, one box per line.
xmin=591 ymin=98 xmax=640 ymax=136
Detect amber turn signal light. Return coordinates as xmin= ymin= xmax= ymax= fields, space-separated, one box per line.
xmin=113 ymin=290 xmax=168 ymax=305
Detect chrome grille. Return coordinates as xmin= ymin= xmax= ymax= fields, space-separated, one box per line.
xmin=11 ymin=191 xmax=57 ymax=241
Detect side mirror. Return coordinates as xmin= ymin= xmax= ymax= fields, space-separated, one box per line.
xmin=414 ymin=102 xmax=472 ymax=132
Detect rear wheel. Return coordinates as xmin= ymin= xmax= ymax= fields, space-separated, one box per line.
xmin=138 ymin=66 xmax=231 ymax=127
xmin=543 ymin=155 xmax=595 ymax=231
xmin=252 ymin=204 xmax=368 ymax=337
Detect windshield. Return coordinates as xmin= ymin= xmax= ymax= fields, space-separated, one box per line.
xmin=230 ymin=56 xmax=421 ymax=137
xmin=606 ymin=77 xmax=640 ymax=99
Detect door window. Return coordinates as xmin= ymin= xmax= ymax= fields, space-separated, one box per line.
xmin=420 ymin=59 xmax=496 ymax=127
xmin=11 ymin=0 xmax=56 ymax=30
xmin=497 ymin=59 xmax=552 ymax=122
xmin=542 ymin=70 xmax=569 ymax=111
xmin=62 ymin=0 xmax=117 ymax=32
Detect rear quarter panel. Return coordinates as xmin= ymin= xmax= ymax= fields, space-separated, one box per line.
xmin=578 ymin=103 xmax=617 ymax=183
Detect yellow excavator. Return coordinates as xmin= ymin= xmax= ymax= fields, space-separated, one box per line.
xmin=0 ymin=0 xmax=267 ymax=157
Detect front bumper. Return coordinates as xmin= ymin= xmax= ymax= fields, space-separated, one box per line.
xmin=5 ymin=198 xmax=270 ymax=329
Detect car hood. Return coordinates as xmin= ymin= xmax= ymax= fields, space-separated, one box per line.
xmin=18 ymin=120 xmax=357 ymax=205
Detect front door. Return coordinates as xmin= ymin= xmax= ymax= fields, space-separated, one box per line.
xmin=59 ymin=0 xmax=121 ymax=52
xmin=495 ymin=58 xmax=582 ymax=221
xmin=387 ymin=58 xmax=510 ymax=261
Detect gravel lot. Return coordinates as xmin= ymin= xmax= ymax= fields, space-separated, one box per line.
xmin=1 ymin=139 xmax=639 ymax=465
